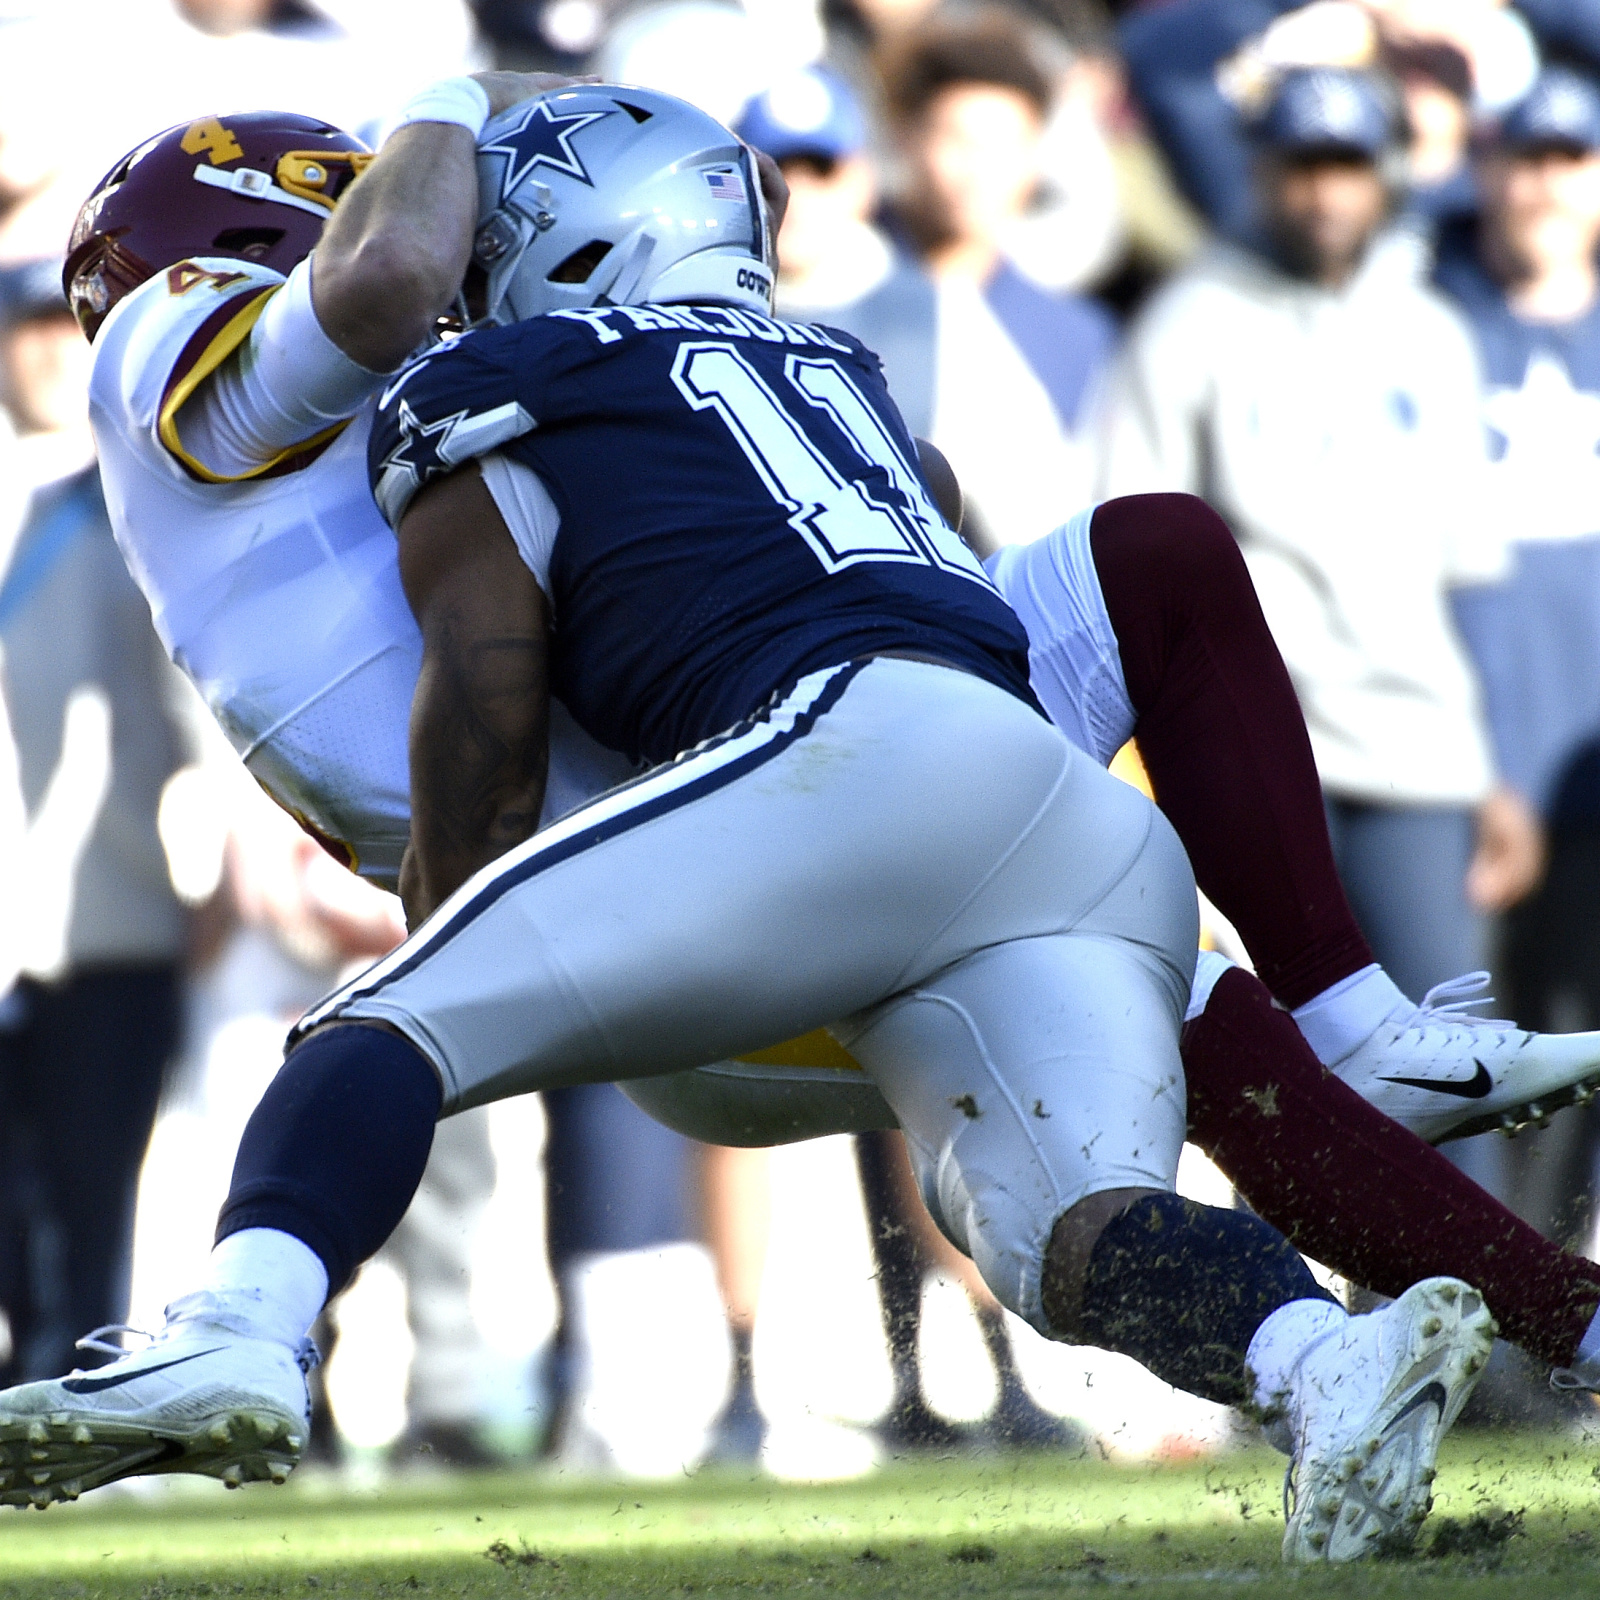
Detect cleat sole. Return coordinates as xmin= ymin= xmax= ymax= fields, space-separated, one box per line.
xmin=1283 ymin=1278 xmax=1497 ymax=1565
xmin=0 ymin=1398 xmax=304 ymax=1509
xmin=1449 ymin=1075 xmax=1600 ymax=1145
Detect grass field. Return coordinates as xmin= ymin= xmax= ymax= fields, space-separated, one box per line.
xmin=3 ymin=1434 xmax=1600 ymax=1599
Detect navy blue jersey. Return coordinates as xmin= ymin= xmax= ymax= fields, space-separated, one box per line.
xmin=1434 ymin=220 xmax=1600 ymax=397
xmin=370 ymin=303 xmax=1037 ymax=764
xmin=1435 ymin=223 xmax=1600 ymax=821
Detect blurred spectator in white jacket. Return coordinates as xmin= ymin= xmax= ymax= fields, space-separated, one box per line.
xmin=1118 ymin=0 xmax=1542 ymax=246
xmin=1099 ymin=66 xmax=1510 ymax=1009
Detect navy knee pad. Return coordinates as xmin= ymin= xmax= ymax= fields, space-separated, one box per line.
xmin=1079 ymin=1191 xmax=1335 ymax=1406
xmin=216 ymin=1024 xmax=442 ymax=1295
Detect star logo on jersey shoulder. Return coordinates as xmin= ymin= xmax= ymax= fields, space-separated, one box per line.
xmin=374 ymin=399 xmax=471 ymax=524
xmin=375 ymin=396 xmax=537 ymax=525
xmin=482 ymin=98 xmax=613 ymax=200
xmin=386 ymin=399 xmax=469 ymax=484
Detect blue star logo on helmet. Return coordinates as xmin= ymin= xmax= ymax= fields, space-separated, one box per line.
xmin=482 ymin=99 xmax=614 ymax=199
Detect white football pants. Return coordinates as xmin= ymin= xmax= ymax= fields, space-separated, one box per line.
xmin=297 ymin=657 xmax=1196 ymax=1332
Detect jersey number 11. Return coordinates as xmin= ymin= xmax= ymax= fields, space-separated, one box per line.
xmin=672 ymin=342 xmax=992 ymax=587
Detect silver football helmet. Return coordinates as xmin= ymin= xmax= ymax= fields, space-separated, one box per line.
xmin=465 ymin=84 xmax=774 ymax=326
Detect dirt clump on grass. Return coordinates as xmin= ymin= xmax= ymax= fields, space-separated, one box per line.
xmin=1426 ymin=1507 xmax=1525 ymax=1561
xmin=948 ymin=1543 xmax=997 ymax=1563
xmin=485 ymin=1538 xmax=559 ymax=1568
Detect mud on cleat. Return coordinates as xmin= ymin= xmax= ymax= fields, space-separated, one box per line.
xmin=0 ymin=1294 xmax=315 ymax=1508
xmin=1327 ymin=973 xmax=1600 ymax=1145
xmin=1282 ymin=1277 xmax=1496 ymax=1563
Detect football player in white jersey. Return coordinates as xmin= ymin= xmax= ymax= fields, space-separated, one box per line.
xmin=0 ymin=87 xmax=1576 ymax=1559
xmin=73 ymin=83 xmax=637 ymax=893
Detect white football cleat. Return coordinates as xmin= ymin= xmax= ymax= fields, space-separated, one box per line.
xmin=0 ymin=1293 xmax=314 ymax=1509
xmin=1328 ymin=973 xmax=1600 ymax=1144
xmin=1281 ymin=1277 xmax=1495 ymax=1563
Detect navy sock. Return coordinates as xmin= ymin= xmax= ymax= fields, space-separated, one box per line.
xmin=1078 ymin=1192 xmax=1336 ymax=1406
xmin=216 ymin=1025 xmax=442 ymax=1295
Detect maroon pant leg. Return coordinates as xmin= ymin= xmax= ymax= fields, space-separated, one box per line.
xmin=1085 ymin=497 xmax=1596 ymax=1357
xmin=1090 ymin=493 xmax=1373 ymax=1009
xmin=1185 ymin=967 xmax=1600 ymax=1367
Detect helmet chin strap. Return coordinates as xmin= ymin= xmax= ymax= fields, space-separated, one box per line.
xmin=191 ymin=163 xmax=330 ymax=221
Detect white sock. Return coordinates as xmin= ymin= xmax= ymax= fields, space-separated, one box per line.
xmin=1291 ymin=965 xmax=1409 ymax=1067
xmin=1245 ymin=1297 xmax=1348 ymax=1446
xmin=1185 ymin=949 xmax=1236 ymax=1022
xmin=195 ymin=1228 xmax=329 ymax=1350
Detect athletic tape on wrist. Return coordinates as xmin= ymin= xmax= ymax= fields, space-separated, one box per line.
xmin=387 ymin=76 xmax=491 ymax=139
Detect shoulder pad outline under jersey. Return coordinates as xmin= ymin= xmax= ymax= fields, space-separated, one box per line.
xmin=368 ymin=329 xmax=537 ymax=527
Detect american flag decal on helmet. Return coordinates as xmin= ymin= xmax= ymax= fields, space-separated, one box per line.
xmin=704 ymin=168 xmax=746 ymax=202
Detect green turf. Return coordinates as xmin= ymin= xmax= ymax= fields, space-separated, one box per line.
xmin=2 ymin=1434 xmax=1600 ymax=1599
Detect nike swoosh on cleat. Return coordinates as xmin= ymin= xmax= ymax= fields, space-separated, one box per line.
xmin=1376 ymin=1060 xmax=1493 ymax=1100
xmin=60 ymin=1349 xmax=227 ymax=1394
xmin=1388 ymin=1381 xmax=1448 ymax=1428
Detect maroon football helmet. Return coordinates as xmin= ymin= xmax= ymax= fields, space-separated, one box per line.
xmin=64 ymin=111 xmax=373 ymax=340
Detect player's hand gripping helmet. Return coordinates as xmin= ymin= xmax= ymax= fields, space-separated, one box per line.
xmin=465 ymin=85 xmax=775 ymax=326
xmin=64 ymin=112 xmax=373 ymax=340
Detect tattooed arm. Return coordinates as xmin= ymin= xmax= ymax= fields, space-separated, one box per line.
xmin=396 ymin=463 xmax=550 ymax=930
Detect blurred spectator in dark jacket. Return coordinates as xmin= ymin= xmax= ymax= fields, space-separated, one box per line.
xmin=0 ymin=259 xmax=191 ymax=1382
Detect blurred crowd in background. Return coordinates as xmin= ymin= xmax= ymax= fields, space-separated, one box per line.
xmin=6 ymin=0 xmax=1600 ymax=1477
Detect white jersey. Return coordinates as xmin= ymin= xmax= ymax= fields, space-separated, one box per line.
xmin=90 ymin=257 xmax=415 ymax=884
xmin=90 ymin=255 xmax=634 ymax=888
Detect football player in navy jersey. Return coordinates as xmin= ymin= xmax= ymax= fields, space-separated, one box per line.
xmin=23 ymin=81 xmax=1600 ymax=1560
xmin=2 ymin=84 xmax=1499 ymax=1563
